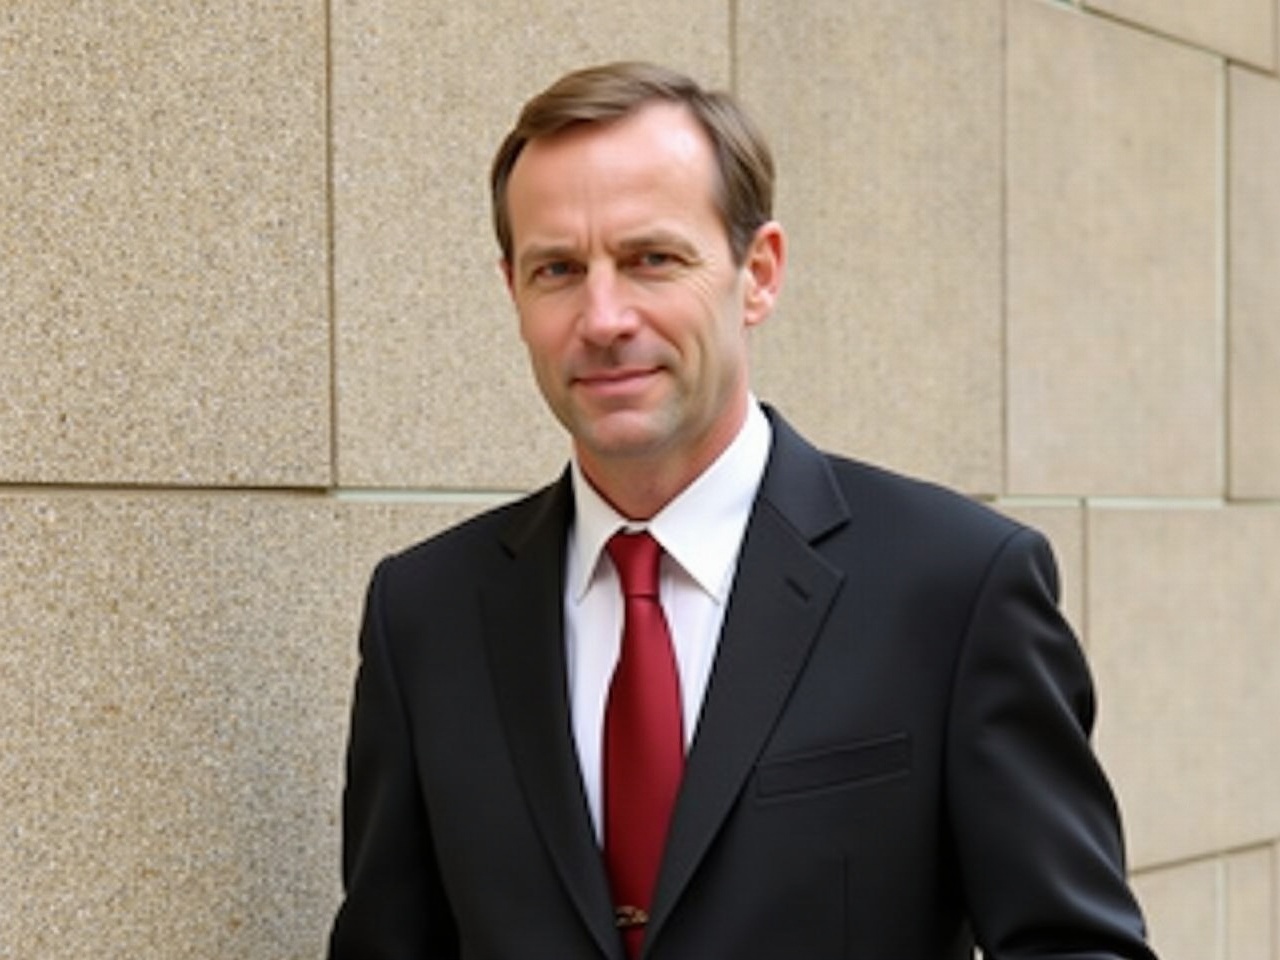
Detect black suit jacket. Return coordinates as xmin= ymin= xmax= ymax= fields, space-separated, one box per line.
xmin=328 ymin=410 xmax=1156 ymax=959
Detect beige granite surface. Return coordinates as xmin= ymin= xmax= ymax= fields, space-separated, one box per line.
xmin=1088 ymin=506 xmax=1280 ymax=868
xmin=1131 ymin=858 xmax=1223 ymax=960
xmin=1131 ymin=846 xmax=1277 ymax=960
xmin=1227 ymin=846 xmax=1276 ymax=960
xmin=0 ymin=492 xmax=490 ymax=959
xmin=1229 ymin=66 xmax=1280 ymax=500
xmin=1006 ymin=0 xmax=1223 ymax=497
xmin=739 ymin=0 xmax=1004 ymax=494
xmin=0 ymin=1 xmax=330 ymax=487
xmin=1086 ymin=0 xmax=1277 ymax=70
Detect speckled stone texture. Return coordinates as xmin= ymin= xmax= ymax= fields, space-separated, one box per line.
xmin=0 ymin=2 xmax=330 ymax=487
xmin=1086 ymin=0 xmax=1277 ymax=71
xmin=1006 ymin=0 xmax=1223 ymax=497
xmin=0 ymin=493 xmax=491 ymax=959
xmin=1229 ymin=66 xmax=1280 ymax=500
xmin=1089 ymin=507 xmax=1280 ymax=868
xmin=739 ymin=0 xmax=1004 ymax=494
xmin=1134 ymin=848 xmax=1277 ymax=960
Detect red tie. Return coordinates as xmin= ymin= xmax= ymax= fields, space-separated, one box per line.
xmin=603 ymin=531 xmax=684 ymax=958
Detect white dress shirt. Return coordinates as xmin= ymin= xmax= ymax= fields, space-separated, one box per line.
xmin=564 ymin=400 xmax=772 ymax=838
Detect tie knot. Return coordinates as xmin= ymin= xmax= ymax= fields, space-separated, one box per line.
xmin=607 ymin=531 xmax=662 ymax=599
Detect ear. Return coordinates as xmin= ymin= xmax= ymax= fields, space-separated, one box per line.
xmin=499 ymin=258 xmax=515 ymax=298
xmin=741 ymin=221 xmax=786 ymax=328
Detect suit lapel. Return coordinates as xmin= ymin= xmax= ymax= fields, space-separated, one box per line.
xmin=647 ymin=412 xmax=850 ymax=947
xmin=482 ymin=477 xmax=623 ymax=959
xmin=480 ymin=414 xmax=849 ymax=957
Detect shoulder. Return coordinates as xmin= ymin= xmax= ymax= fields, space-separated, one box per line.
xmin=375 ymin=474 xmax=571 ymax=588
xmin=761 ymin=406 xmax=1027 ymax=554
xmin=823 ymin=452 xmax=1064 ymax=607
xmin=792 ymin=454 xmax=1065 ymax=650
xmin=827 ymin=453 xmax=1022 ymax=543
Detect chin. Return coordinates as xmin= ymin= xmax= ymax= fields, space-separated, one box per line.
xmin=577 ymin=413 xmax=675 ymax=461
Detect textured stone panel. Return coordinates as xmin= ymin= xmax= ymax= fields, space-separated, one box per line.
xmin=333 ymin=2 xmax=730 ymax=489
xmin=739 ymin=0 xmax=1003 ymax=494
xmin=1130 ymin=859 xmax=1220 ymax=960
xmin=1227 ymin=846 xmax=1275 ymax=960
xmin=1007 ymin=2 xmax=1222 ymax=497
xmin=995 ymin=502 xmax=1086 ymax=637
xmin=1229 ymin=67 xmax=1280 ymax=500
xmin=1088 ymin=507 xmax=1280 ymax=868
xmin=1086 ymin=0 xmax=1276 ymax=70
xmin=0 ymin=493 xmax=493 ymax=959
xmin=0 ymin=2 xmax=330 ymax=487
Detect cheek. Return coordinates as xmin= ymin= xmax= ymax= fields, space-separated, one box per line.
xmin=517 ymin=292 xmax=579 ymax=347
xmin=522 ymin=334 xmax=559 ymax=380
xmin=517 ymin=306 xmax=556 ymax=356
xmin=520 ymin=323 xmax=575 ymax=399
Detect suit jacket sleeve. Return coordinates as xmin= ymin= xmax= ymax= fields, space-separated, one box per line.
xmin=947 ymin=528 xmax=1155 ymax=959
xmin=327 ymin=559 xmax=460 ymax=960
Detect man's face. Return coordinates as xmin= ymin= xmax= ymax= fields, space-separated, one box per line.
xmin=503 ymin=102 xmax=781 ymax=495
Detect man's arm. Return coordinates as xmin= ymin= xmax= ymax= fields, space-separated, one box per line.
xmin=946 ymin=528 xmax=1158 ymax=959
xmin=328 ymin=560 xmax=459 ymax=960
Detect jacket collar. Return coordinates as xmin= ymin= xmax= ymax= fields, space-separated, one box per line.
xmin=485 ymin=407 xmax=851 ymax=957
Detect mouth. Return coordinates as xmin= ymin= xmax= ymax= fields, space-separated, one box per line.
xmin=573 ymin=367 xmax=661 ymax=398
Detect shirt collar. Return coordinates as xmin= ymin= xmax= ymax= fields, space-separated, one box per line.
xmin=568 ymin=398 xmax=772 ymax=603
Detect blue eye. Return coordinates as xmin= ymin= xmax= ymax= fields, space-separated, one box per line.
xmin=530 ymin=260 xmax=581 ymax=284
xmin=633 ymin=251 xmax=680 ymax=272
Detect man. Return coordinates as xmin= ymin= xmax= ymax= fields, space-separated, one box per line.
xmin=328 ymin=62 xmax=1157 ymax=959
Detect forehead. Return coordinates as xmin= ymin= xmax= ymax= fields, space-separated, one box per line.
xmin=506 ymin=102 xmax=720 ymax=230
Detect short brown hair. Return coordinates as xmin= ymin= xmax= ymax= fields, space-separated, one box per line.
xmin=490 ymin=61 xmax=775 ymax=266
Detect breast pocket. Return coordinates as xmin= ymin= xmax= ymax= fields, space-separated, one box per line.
xmin=755 ymin=732 xmax=911 ymax=802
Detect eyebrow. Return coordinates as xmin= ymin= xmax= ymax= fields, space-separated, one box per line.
xmin=614 ymin=232 xmax=700 ymax=260
xmin=513 ymin=230 xmax=703 ymax=276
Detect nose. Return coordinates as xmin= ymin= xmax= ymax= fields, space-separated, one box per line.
xmin=579 ymin=265 xmax=637 ymax=345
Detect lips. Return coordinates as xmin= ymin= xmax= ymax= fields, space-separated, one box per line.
xmin=573 ymin=367 xmax=661 ymax=399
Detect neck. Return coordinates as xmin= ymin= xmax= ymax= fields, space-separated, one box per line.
xmin=578 ymin=460 xmax=693 ymax=521
xmin=577 ymin=401 xmax=750 ymax=521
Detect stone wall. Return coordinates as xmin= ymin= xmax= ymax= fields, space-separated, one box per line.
xmin=2 ymin=2 xmax=1276 ymax=957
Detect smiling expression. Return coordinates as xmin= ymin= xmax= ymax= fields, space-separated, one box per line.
xmin=503 ymin=102 xmax=783 ymax=512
